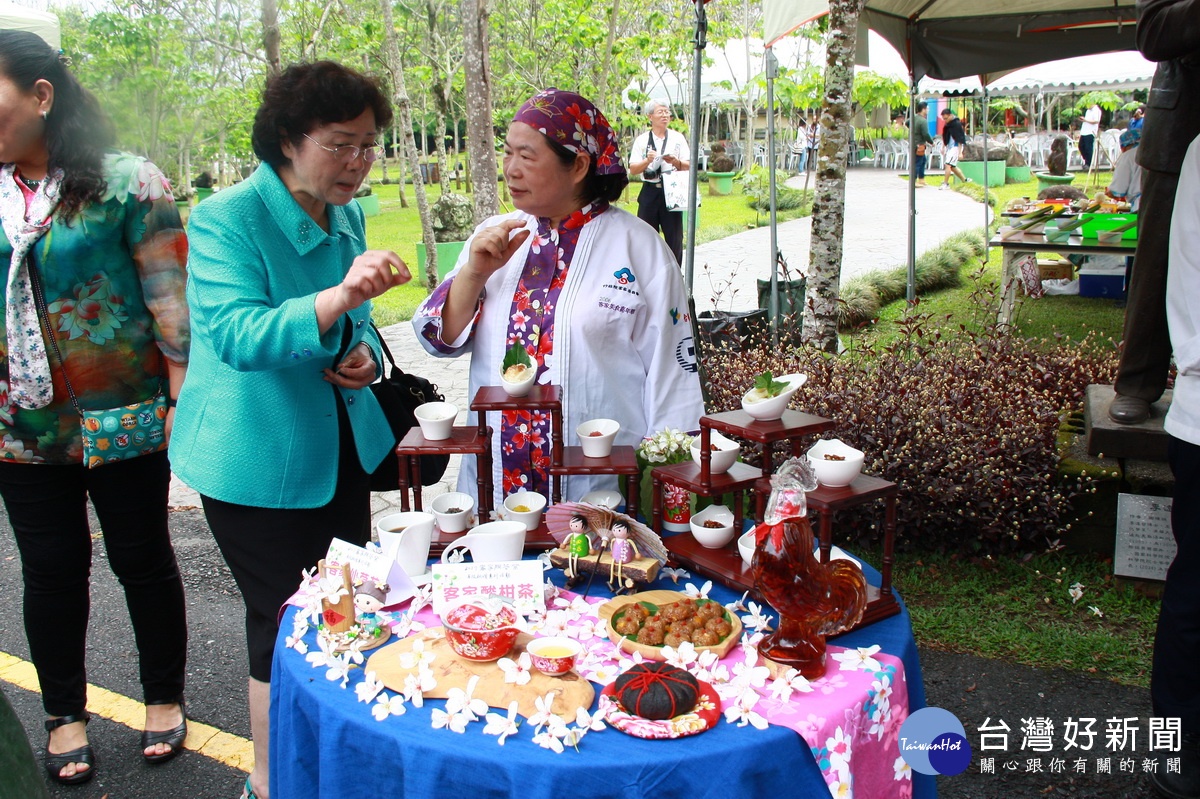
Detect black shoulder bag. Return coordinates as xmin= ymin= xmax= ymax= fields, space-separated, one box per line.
xmin=339 ymin=321 xmax=450 ymax=491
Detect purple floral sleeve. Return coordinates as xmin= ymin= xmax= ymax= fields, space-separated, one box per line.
xmin=416 ymin=275 xmax=481 ymax=354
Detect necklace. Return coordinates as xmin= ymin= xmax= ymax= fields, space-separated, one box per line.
xmin=17 ymin=175 xmax=42 ymax=190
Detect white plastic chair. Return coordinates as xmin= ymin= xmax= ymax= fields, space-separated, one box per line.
xmin=926 ymin=141 xmax=943 ymax=171
xmin=1099 ymin=129 xmax=1122 ymax=169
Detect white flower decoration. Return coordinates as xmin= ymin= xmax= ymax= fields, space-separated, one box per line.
xmin=356 ymin=670 xmax=385 ymax=704
xmin=317 ymin=575 xmax=350 ymax=604
xmin=724 ymin=590 xmax=750 ymax=614
xmin=832 ymin=644 xmax=882 ymax=673
xmin=662 ymin=640 xmax=699 ymax=669
xmin=768 ymin=668 xmax=813 ymax=702
xmin=1069 ymin=581 xmax=1085 ymax=603
xmin=431 ymin=707 xmax=470 ymax=733
xmin=402 ymin=668 xmax=435 ymax=707
xmin=532 ymin=728 xmax=565 ymax=753
xmin=304 ymin=634 xmax=338 ymax=670
xmin=399 ymin=638 xmax=437 ymax=670
xmin=583 ymin=662 xmax=620 ymax=685
xmin=498 ymin=652 xmax=533 ymax=686
xmin=660 ymin=566 xmax=690 ymax=584
xmin=724 ymin=688 xmax=769 ymax=729
xmin=741 ymin=602 xmax=775 ymax=634
xmin=537 ymin=609 xmax=574 ymax=638
xmin=553 ymin=595 xmax=593 ymax=615
xmin=445 ymin=675 xmax=488 ymax=722
xmin=526 ymin=690 xmax=560 ymax=732
xmin=894 ymin=754 xmax=913 ymax=781
xmin=372 ymin=692 xmax=406 ymax=721
xmin=684 ymin=580 xmax=713 ymax=599
xmin=568 ymin=617 xmax=603 ymax=641
xmin=483 ymin=701 xmax=521 ymax=745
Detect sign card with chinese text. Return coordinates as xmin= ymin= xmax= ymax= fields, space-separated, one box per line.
xmin=324 ymin=538 xmax=416 ymax=607
xmin=430 ymin=561 xmax=546 ymax=616
xmin=1114 ymin=493 xmax=1175 ymax=581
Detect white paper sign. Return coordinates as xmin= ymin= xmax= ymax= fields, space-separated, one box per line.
xmin=430 ymin=561 xmax=546 ymax=617
xmin=324 ymin=538 xmax=417 ymax=607
xmin=1114 ymin=493 xmax=1176 ymax=581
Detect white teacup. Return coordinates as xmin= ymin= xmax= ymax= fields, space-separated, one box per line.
xmin=577 ymin=418 xmax=619 ymax=458
xmin=376 ymin=511 xmax=435 ymax=577
xmin=431 ymin=492 xmax=475 ymax=534
xmin=502 ymin=490 xmax=546 ymax=531
xmin=440 ymin=520 xmax=526 ymax=564
xmin=414 ymin=401 xmax=457 ymax=441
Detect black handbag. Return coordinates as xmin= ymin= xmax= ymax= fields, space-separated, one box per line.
xmin=339 ymin=321 xmax=450 ymax=491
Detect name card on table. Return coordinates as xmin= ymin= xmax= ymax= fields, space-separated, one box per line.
xmin=324 ymin=538 xmax=417 ymax=607
xmin=430 ymin=561 xmax=546 ymax=616
xmin=1114 ymin=493 xmax=1175 ymax=581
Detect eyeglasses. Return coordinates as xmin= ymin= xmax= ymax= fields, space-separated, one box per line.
xmin=301 ymin=133 xmax=381 ymax=164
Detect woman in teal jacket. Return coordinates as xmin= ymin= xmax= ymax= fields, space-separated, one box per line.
xmin=168 ymin=61 xmax=410 ymax=799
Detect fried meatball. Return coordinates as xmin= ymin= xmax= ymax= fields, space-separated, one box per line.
xmin=636 ymin=624 xmax=666 ymax=646
xmin=660 ymin=599 xmax=697 ymax=622
xmin=664 ymin=630 xmax=691 ymax=648
xmin=692 ymin=629 xmax=720 ymax=647
xmin=697 ymin=601 xmax=723 ymax=620
xmin=624 ymin=604 xmax=650 ymax=623
xmin=615 ymin=614 xmax=643 ymax=636
xmin=704 ymin=617 xmax=733 ymax=638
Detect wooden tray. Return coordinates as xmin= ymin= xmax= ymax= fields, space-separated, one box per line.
xmin=365 ymin=627 xmax=594 ymax=722
xmin=596 ymin=590 xmax=742 ymax=662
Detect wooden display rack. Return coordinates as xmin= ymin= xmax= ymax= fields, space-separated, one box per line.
xmin=395 ymin=383 xmax=640 ymax=554
xmin=657 ymin=408 xmax=900 ymax=631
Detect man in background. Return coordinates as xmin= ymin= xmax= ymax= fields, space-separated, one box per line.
xmin=1078 ymin=102 xmax=1102 ymax=169
xmin=938 ymin=108 xmax=970 ymax=190
xmin=912 ymin=102 xmax=935 ymax=188
xmin=629 ymin=99 xmax=691 ymax=264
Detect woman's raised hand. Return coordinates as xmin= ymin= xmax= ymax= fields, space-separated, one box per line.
xmin=339 ymin=250 xmax=412 ymax=308
xmin=465 ymin=219 xmax=530 ymax=281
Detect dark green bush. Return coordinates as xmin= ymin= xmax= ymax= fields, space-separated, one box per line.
xmin=700 ymin=281 xmax=1117 ymax=553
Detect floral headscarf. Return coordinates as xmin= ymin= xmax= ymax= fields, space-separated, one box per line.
xmin=511 ymin=89 xmax=625 ymax=177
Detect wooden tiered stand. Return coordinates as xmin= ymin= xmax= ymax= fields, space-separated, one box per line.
xmin=656 ymin=408 xmax=901 ymax=630
xmin=395 ymin=384 xmax=640 ymax=554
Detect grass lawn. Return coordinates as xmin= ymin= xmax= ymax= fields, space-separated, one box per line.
xmin=363 ymin=177 xmax=809 ymax=326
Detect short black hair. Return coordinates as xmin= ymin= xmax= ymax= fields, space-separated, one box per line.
xmin=916 ymin=102 xmax=928 ymax=113
xmin=544 ymin=136 xmax=629 ymax=205
xmin=940 ymin=108 xmax=953 ymax=117
xmin=252 ymin=61 xmax=393 ymax=167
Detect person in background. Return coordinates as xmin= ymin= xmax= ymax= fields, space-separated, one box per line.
xmin=0 ymin=29 xmax=189 ymax=786
xmin=791 ymin=119 xmax=808 ymax=173
xmin=1156 ymin=130 xmax=1200 ymax=799
xmin=938 ymin=108 xmax=970 ymax=189
xmin=1078 ymin=102 xmax=1102 ymax=169
xmin=807 ymin=116 xmax=821 ymax=171
xmin=912 ymin=102 xmax=935 ymax=188
xmin=1130 ymin=105 xmax=1146 ymax=131
xmin=628 ymin=99 xmax=691 ymax=265
xmin=1108 ymin=0 xmax=1200 ymax=425
xmin=413 ymin=88 xmax=704 ymax=509
xmin=169 ymin=61 xmax=409 ymax=799
xmin=1107 ymin=128 xmax=1144 ymax=212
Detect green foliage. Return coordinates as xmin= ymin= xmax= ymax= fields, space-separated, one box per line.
xmin=850 ymin=71 xmax=908 ymax=116
xmin=739 ymin=170 xmax=812 ymax=213
xmin=1076 ymin=91 xmax=1124 ymax=113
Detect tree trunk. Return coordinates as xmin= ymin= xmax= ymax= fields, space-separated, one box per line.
xmin=596 ymin=0 xmax=621 ymax=110
xmin=381 ymin=0 xmax=438 ymax=290
xmin=261 ymin=0 xmax=281 ymax=77
xmin=802 ymin=0 xmax=865 ymax=353
xmin=395 ymin=119 xmax=409 ymax=208
xmin=461 ymin=0 xmax=500 ymax=224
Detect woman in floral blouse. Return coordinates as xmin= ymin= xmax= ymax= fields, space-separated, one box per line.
xmin=0 ymin=30 xmax=189 ymax=785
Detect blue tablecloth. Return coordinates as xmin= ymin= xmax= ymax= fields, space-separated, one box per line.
xmin=271 ymin=558 xmax=936 ymax=799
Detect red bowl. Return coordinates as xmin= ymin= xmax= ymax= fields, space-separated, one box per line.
xmin=441 ymin=599 xmax=521 ymax=662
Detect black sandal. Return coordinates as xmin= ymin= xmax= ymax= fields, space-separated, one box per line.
xmin=141 ymin=696 xmax=187 ymax=765
xmin=44 ymin=713 xmax=96 ymax=786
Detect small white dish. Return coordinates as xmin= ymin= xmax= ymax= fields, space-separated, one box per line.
xmin=502 ymin=490 xmax=546 ymax=531
xmin=738 ymin=530 xmax=756 ymax=566
xmin=690 ymin=431 xmax=741 ymax=475
xmin=499 ymin=362 xmax=536 ymax=397
xmin=741 ymin=373 xmax=806 ymax=421
xmin=689 ymin=504 xmax=736 ymax=549
xmin=581 ymin=489 xmax=623 ymax=509
xmin=577 ymin=418 xmax=620 ymax=458
xmin=807 ymin=438 xmax=865 ymax=487
xmin=414 ymin=401 xmax=457 ymax=441
xmin=431 ymin=491 xmax=474 ymax=534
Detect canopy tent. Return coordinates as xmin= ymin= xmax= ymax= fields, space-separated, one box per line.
xmin=919 ymin=50 xmax=1155 ymax=97
xmin=0 ymin=1 xmax=59 ymax=49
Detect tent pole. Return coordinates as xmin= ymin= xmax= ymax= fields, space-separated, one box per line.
xmin=683 ymin=0 xmax=707 ymax=295
xmin=983 ymin=85 xmax=991 ymax=264
xmin=906 ymin=79 xmax=917 ymax=302
xmin=766 ymin=48 xmax=779 ymax=347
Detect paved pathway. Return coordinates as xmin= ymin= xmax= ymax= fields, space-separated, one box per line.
xmin=169 ymin=167 xmax=987 ymax=514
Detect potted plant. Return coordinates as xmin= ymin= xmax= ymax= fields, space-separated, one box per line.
xmin=192 ymin=171 xmax=214 ymax=202
xmin=707 ymin=143 xmax=737 ymax=196
xmin=637 ymin=428 xmax=696 ymax=531
xmin=416 ymin=192 xmax=475 ymax=281
xmin=353 ymin=181 xmax=380 ymax=217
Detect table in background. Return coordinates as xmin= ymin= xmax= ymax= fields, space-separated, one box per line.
xmin=270 ymin=554 xmax=936 ymax=799
xmin=991 ymin=231 xmax=1137 ymax=325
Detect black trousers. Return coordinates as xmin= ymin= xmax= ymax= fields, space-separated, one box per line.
xmin=1114 ymin=168 xmax=1178 ymax=403
xmin=0 ymin=451 xmax=186 ymax=716
xmin=637 ymin=181 xmax=684 ymax=265
xmin=1154 ymin=436 xmax=1200 ymax=736
xmin=202 ymin=399 xmax=371 ymax=682
xmin=1078 ymin=134 xmax=1095 ymax=168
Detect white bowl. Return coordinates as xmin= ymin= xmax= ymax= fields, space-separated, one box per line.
xmin=414 ymin=401 xmax=457 ymax=441
xmin=737 ymin=530 xmax=756 ymax=566
xmin=997 ymin=225 xmax=1023 ymax=240
xmin=1097 ymin=229 xmax=1124 ymax=245
xmin=689 ymin=504 xmax=736 ymax=549
xmin=431 ymin=491 xmax=474 ymax=534
xmin=690 ymin=431 xmax=741 ymax=475
xmin=741 ymin=373 xmax=806 ymax=421
xmin=581 ymin=489 xmax=623 ymax=509
xmin=806 ymin=438 xmax=865 ymax=487
xmin=499 ymin=362 xmax=536 ymax=397
xmin=577 ymin=418 xmax=620 ymax=458
xmin=502 ymin=490 xmax=546 ymax=531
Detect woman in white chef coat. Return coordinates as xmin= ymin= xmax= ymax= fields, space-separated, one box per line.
xmin=413 ymin=88 xmax=704 ymax=506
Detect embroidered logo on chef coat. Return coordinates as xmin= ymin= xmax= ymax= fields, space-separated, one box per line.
xmin=675 ymin=336 xmax=698 ymax=373
xmin=669 ymin=307 xmax=690 ymax=325
xmin=613 ymin=267 xmax=636 ymax=285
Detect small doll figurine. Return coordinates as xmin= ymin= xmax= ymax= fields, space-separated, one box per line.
xmin=607 ymin=520 xmax=641 ymax=592
xmin=564 ymin=513 xmax=595 ymax=579
xmin=353 ymin=580 xmax=389 ymax=634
